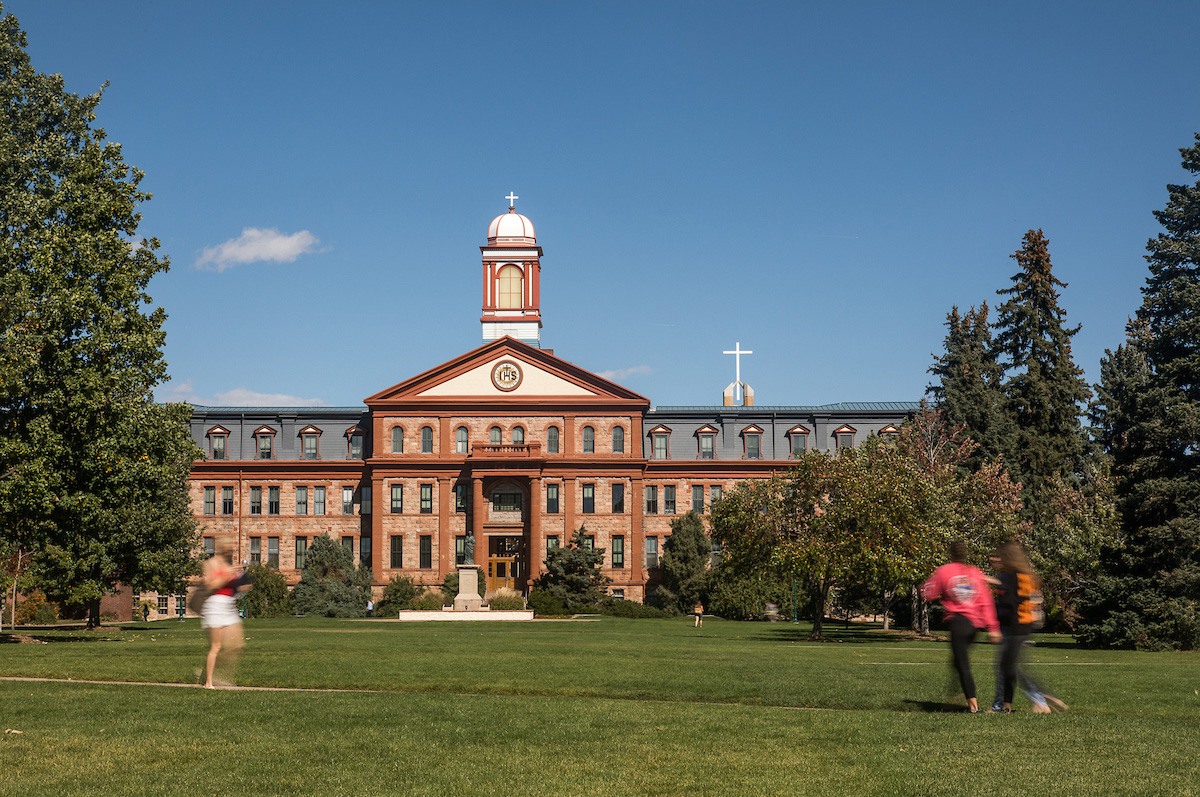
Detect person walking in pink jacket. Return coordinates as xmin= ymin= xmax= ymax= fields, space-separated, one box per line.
xmin=922 ymin=541 xmax=1001 ymax=713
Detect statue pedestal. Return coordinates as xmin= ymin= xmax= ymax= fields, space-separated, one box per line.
xmin=453 ymin=565 xmax=484 ymax=611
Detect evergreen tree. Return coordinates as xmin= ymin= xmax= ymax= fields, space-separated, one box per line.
xmin=656 ymin=511 xmax=712 ymax=614
xmin=531 ymin=526 xmax=611 ymax=610
xmin=243 ymin=563 xmax=292 ymax=619
xmin=1078 ymin=135 xmax=1200 ymax=649
xmin=993 ymin=229 xmax=1094 ymax=528
xmin=0 ymin=9 xmax=199 ymax=627
xmin=291 ymin=534 xmax=372 ymax=618
xmin=927 ymin=303 xmax=1012 ymax=471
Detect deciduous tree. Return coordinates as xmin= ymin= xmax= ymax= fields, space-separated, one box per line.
xmin=0 ymin=9 xmax=199 ymax=627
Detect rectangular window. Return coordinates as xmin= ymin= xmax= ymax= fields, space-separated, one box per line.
xmin=420 ymin=484 xmax=433 ymax=514
xmin=653 ymin=434 xmax=668 ymax=459
xmin=390 ymin=535 xmax=403 ymax=568
xmin=546 ymin=535 xmax=560 ymax=550
xmin=295 ymin=537 xmax=307 ymax=570
xmin=494 ymin=492 xmax=521 ymax=512
xmin=268 ymin=486 xmax=280 ymax=516
xmin=221 ymin=486 xmax=234 ymax=515
xmin=211 ymin=435 xmax=226 ymax=460
xmin=349 ymin=433 xmax=363 ymax=460
xmin=296 ymin=486 xmax=308 ymax=515
xmin=203 ymin=486 xmax=215 ymax=515
xmin=791 ymin=434 xmax=807 ymax=456
xmin=711 ymin=485 xmax=722 ymax=504
xmin=267 ymin=537 xmax=279 ymax=568
xmin=341 ymin=536 xmax=354 ymax=559
xmin=157 ymin=595 xmax=168 ymax=612
xmin=314 ymin=486 xmax=326 ymax=515
xmin=699 ymin=434 xmax=714 ymax=459
xmin=249 ymin=537 xmax=261 ymax=565
xmin=692 ymin=485 xmax=704 ymax=513
xmin=250 ymin=486 xmax=262 ymax=515
xmin=391 ymin=484 xmax=404 ymax=513
xmin=303 ymin=433 xmax=318 ymax=459
xmin=837 ymin=432 xmax=855 ymax=451
xmin=546 ymin=484 xmax=559 ymax=514
xmin=258 ymin=434 xmax=272 ymax=459
xmin=612 ymin=483 xmax=624 ymax=513
xmin=582 ymin=483 xmax=595 ymax=514
xmin=456 ymin=536 xmax=465 ymax=565
xmin=746 ymin=434 xmax=761 ymax=459
xmin=361 ymin=486 xmax=372 ymax=515
xmin=203 ymin=537 xmax=215 ymax=558
xmin=583 ymin=535 xmax=595 ymax=549
xmin=612 ymin=535 xmax=624 ymax=569
xmin=645 ymin=537 xmax=658 ymax=568
xmin=455 ymin=483 xmax=468 ymax=512
xmin=360 ymin=536 xmax=371 ymax=566
xmin=646 ymin=485 xmax=658 ymax=514
xmin=664 ymin=485 xmax=676 ymax=514
xmin=419 ymin=535 xmax=432 ymax=568
xmin=342 ymin=486 xmax=354 ymax=515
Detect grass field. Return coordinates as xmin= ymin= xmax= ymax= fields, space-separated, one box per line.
xmin=2 ymin=616 xmax=1197 ymax=796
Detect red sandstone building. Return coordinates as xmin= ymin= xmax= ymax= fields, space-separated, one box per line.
xmin=179 ymin=202 xmax=918 ymax=610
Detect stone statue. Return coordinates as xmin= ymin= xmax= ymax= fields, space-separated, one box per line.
xmin=462 ymin=531 xmax=475 ymax=566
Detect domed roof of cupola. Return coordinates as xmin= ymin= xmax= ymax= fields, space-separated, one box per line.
xmin=487 ymin=206 xmax=536 ymax=245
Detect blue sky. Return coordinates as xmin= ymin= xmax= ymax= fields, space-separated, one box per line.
xmin=8 ymin=1 xmax=1199 ymax=408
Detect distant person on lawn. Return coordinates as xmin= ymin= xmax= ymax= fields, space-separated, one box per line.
xmin=201 ymin=538 xmax=246 ymax=689
xmin=922 ymin=540 xmax=1000 ymax=713
xmin=694 ymin=601 xmax=704 ymax=628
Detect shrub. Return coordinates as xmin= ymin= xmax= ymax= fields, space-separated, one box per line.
xmin=243 ymin=564 xmax=292 ymax=618
xmin=292 ymin=534 xmax=372 ymax=618
xmin=16 ymin=589 xmax=58 ymax=625
xmin=600 ymin=597 xmax=670 ymax=619
xmin=488 ymin=588 xmax=525 ymax=611
xmin=409 ymin=590 xmax=445 ymax=611
xmin=376 ymin=575 xmax=419 ymax=616
xmin=528 ymin=590 xmax=569 ymax=616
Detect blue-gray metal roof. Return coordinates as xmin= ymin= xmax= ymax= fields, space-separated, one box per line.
xmin=190 ymin=406 xmax=367 ymax=412
xmin=649 ymin=402 xmax=922 ymax=412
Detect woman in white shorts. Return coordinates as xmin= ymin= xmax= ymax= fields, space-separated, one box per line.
xmin=201 ymin=539 xmax=244 ymax=688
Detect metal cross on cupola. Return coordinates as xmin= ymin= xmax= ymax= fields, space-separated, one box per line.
xmin=506 ymin=192 xmax=518 ymax=209
xmin=723 ymin=341 xmax=753 ymax=404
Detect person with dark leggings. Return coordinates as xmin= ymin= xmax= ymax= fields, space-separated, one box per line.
xmin=991 ymin=540 xmax=1067 ymax=713
xmin=922 ymin=541 xmax=1000 ymax=713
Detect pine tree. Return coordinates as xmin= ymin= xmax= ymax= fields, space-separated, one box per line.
xmin=656 ymin=511 xmax=712 ymax=614
xmin=927 ymin=302 xmax=1012 ymax=471
xmin=0 ymin=9 xmax=199 ymax=627
xmin=993 ymin=230 xmax=1094 ymax=528
xmin=1078 ymin=135 xmax=1200 ymax=649
xmin=291 ymin=534 xmax=372 ymax=618
xmin=531 ymin=527 xmax=611 ymax=610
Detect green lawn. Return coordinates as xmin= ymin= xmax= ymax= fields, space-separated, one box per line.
xmin=2 ymin=617 xmax=1197 ymax=796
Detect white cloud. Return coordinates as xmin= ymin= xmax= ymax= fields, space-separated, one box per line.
xmin=196 ymin=227 xmax=320 ymax=272
xmin=597 ymin=365 xmax=653 ymax=382
xmin=156 ymin=380 xmax=328 ymax=407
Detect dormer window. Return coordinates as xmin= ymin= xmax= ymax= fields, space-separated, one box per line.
xmin=696 ymin=425 xmax=719 ymax=460
xmin=647 ymin=425 xmax=671 ymax=460
xmin=834 ymin=425 xmax=857 ymax=452
xmin=787 ymin=425 xmax=809 ymax=457
xmin=346 ymin=427 xmax=364 ymax=460
xmin=253 ymin=426 xmax=276 ymax=460
xmin=299 ymin=426 xmax=322 ymax=459
xmin=741 ymin=425 xmax=764 ymax=460
xmin=880 ymin=424 xmax=900 ymax=441
xmin=207 ymin=426 xmax=230 ymax=460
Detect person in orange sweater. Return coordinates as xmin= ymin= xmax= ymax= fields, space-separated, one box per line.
xmin=922 ymin=540 xmax=1001 ymax=713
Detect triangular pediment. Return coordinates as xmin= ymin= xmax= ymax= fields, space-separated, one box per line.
xmin=365 ymin=337 xmax=649 ymax=407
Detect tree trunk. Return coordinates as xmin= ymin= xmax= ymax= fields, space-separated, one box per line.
xmin=86 ymin=598 xmax=102 ymax=630
xmin=808 ymin=581 xmax=829 ymax=640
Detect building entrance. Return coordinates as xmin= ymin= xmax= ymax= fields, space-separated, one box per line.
xmin=486 ymin=535 xmax=525 ymax=594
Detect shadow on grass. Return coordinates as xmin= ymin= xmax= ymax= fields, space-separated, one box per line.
xmin=900 ymin=698 xmax=969 ymax=713
xmin=745 ymin=622 xmax=941 ymax=645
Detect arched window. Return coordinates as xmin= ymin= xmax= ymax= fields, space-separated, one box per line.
xmin=612 ymin=426 xmax=625 ymax=454
xmin=497 ymin=265 xmax=523 ymax=309
xmin=547 ymin=426 xmax=560 ymax=454
xmin=582 ymin=426 xmax=595 ymax=453
xmin=391 ymin=427 xmax=404 ymax=454
xmin=512 ymin=426 xmax=525 ymax=445
xmin=456 ymin=427 xmax=469 ymax=454
xmin=420 ymin=426 xmax=433 ymax=453
xmin=490 ymin=426 xmax=502 ymax=444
